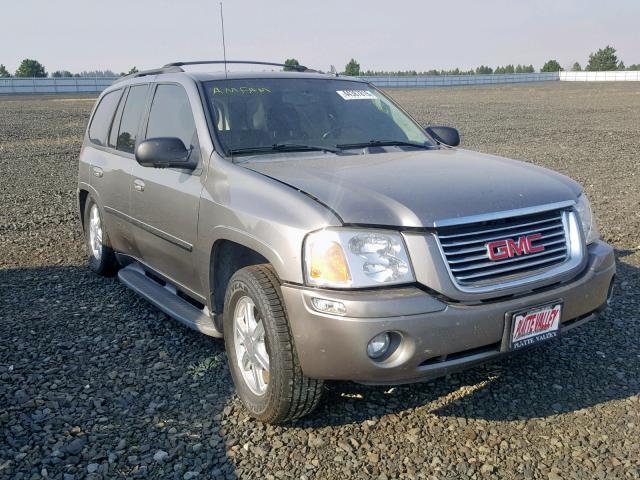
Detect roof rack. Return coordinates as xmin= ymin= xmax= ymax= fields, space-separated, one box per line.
xmin=113 ymin=61 xmax=318 ymax=84
xmin=113 ymin=66 xmax=184 ymax=84
xmin=163 ymin=60 xmax=314 ymax=72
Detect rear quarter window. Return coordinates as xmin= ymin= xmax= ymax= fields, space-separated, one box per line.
xmin=88 ymin=90 xmax=122 ymax=146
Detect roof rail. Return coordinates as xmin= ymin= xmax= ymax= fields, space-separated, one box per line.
xmin=163 ymin=60 xmax=314 ymax=72
xmin=113 ymin=66 xmax=184 ymax=84
xmin=113 ymin=61 xmax=318 ymax=85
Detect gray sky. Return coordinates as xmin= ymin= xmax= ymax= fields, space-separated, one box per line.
xmin=3 ymin=0 xmax=638 ymax=74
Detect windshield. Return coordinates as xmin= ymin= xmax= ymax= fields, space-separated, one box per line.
xmin=204 ymin=78 xmax=433 ymax=156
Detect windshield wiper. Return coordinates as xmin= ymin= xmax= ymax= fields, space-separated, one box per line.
xmin=229 ymin=143 xmax=340 ymax=156
xmin=335 ymin=140 xmax=431 ymax=150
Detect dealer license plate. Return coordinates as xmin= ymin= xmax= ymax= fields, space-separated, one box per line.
xmin=510 ymin=303 xmax=562 ymax=350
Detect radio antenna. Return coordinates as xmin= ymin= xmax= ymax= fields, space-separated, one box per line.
xmin=219 ymin=2 xmax=228 ymax=79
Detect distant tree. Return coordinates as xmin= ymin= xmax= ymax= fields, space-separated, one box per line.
xmin=360 ymin=68 xmax=468 ymax=76
xmin=283 ymin=58 xmax=301 ymax=71
xmin=541 ymin=59 xmax=563 ymax=72
xmin=78 ymin=70 xmax=117 ymax=77
xmin=475 ymin=65 xmax=493 ymax=74
xmin=586 ymin=46 xmax=623 ymax=71
xmin=441 ymin=68 xmax=474 ymax=75
xmin=0 ymin=64 xmax=10 ymax=77
xmin=495 ymin=65 xmax=515 ymax=74
xmin=514 ymin=64 xmax=534 ymax=73
xmin=15 ymin=58 xmax=47 ymax=77
xmin=51 ymin=70 xmax=73 ymax=78
xmin=344 ymin=58 xmax=360 ymax=76
xmin=627 ymin=64 xmax=640 ymax=71
xmin=571 ymin=62 xmax=582 ymax=72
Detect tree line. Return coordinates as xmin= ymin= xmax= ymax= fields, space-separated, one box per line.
xmin=287 ymin=45 xmax=638 ymax=77
xmin=0 ymin=60 xmax=139 ymax=78
xmin=2 ymin=46 xmax=638 ymax=79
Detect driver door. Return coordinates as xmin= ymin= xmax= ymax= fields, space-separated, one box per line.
xmin=129 ymin=83 xmax=205 ymax=296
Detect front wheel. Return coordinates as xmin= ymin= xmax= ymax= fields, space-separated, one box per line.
xmin=223 ymin=264 xmax=323 ymax=423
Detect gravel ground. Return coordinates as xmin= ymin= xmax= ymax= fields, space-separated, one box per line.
xmin=1 ymin=83 xmax=639 ymax=480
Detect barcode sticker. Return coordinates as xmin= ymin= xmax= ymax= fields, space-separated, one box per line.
xmin=336 ymin=90 xmax=377 ymax=100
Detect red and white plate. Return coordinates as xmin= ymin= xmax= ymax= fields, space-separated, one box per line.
xmin=510 ymin=303 xmax=562 ymax=350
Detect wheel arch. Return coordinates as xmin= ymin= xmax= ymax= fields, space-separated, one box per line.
xmin=78 ymin=188 xmax=90 ymax=230
xmin=209 ymin=236 xmax=277 ymax=330
xmin=77 ymin=183 xmax=103 ymax=231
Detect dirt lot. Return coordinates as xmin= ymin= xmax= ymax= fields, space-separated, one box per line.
xmin=1 ymin=83 xmax=639 ymax=480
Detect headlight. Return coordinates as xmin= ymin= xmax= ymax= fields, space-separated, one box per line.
xmin=575 ymin=193 xmax=599 ymax=244
xmin=304 ymin=228 xmax=415 ymax=288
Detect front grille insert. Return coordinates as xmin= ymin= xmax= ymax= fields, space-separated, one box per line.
xmin=436 ymin=208 xmax=570 ymax=287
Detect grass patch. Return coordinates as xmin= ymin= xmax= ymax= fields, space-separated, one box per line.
xmin=186 ymin=352 xmax=227 ymax=379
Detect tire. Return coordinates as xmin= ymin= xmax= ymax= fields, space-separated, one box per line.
xmin=223 ymin=264 xmax=323 ymax=423
xmin=83 ymin=197 xmax=118 ymax=276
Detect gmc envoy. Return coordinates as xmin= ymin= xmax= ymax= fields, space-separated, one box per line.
xmin=78 ymin=61 xmax=616 ymax=423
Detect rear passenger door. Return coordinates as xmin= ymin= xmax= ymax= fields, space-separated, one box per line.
xmin=88 ymin=84 xmax=149 ymax=255
xmin=129 ymin=83 xmax=205 ymax=296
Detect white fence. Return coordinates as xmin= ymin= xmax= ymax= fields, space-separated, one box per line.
xmin=364 ymin=71 xmax=640 ymax=87
xmin=560 ymin=70 xmax=640 ymax=81
xmin=0 ymin=77 xmax=116 ymax=95
xmin=362 ymin=72 xmax=560 ymax=87
xmin=1 ymin=71 xmax=639 ymax=95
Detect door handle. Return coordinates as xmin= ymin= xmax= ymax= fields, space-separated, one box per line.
xmin=133 ymin=179 xmax=145 ymax=192
xmin=92 ymin=167 xmax=103 ymax=178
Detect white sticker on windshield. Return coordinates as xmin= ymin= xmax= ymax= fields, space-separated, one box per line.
xmin=336 ymin=90 xmax=377 ymax=100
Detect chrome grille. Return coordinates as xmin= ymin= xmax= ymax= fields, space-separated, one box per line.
xmin=437 ymin=208 xmax=570 ymax=286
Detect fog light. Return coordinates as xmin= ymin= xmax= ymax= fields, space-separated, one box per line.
xmin=311 ymin=297 xmax=346 ymax=316
xmin=367 ymin=332 xmax=390 ymax=359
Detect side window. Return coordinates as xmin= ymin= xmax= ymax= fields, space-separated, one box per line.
xmin=108 ymin=89 xmax=127 ymax=148
xmin=88 ymin=90 xmax=121 ymax=146
xmin=116 ymin=85 xmax=148 ymax=154
xmin=146 ymin=84 xmax=199 ymax=152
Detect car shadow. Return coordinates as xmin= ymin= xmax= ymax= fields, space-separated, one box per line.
xmin=297 ymin=248 xmax=639 ymax=428
xmin=0 ymin=265 xmax=237 ymax=479
xmin=2 ymin=249 xmax=637 ymax=469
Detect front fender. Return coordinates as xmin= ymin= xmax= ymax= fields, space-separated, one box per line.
xmin=193 ymin=154 xmax=342 ymax=302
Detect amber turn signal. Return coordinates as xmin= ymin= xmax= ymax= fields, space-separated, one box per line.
xmin=308 ymin=239 xmax=351 ymax=285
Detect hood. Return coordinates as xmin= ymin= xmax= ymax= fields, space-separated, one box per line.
xmin=243 ymin=148 xmax=582 ymax=228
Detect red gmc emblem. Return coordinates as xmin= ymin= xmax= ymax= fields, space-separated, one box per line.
xmin=486 ymin=233 xmax=545 ymax=261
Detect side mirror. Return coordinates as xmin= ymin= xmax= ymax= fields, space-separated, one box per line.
xmin=425 ymin=126 xmax=460 ymax=147
xmin=135 ymin=137 xmax=194 ymax=169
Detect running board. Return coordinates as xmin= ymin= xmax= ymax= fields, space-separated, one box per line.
xmin=118 ymin=263 xmax=222 ymax=338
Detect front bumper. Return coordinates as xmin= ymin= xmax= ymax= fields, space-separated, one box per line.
xmin=282 ymin=240 xmax=615 ymax=384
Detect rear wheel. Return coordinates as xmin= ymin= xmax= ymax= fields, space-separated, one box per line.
xmin=83 ymin=198 xmax=118 ymax=276
xmin=223 ymin=264 xmax=323 ymax=423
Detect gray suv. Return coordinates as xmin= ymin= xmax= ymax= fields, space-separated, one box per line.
xmin=78 ymin=61 xmax=616 ymax=423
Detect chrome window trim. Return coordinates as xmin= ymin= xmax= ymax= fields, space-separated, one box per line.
xmin=433 ymin=206 xmax=585 ymax=295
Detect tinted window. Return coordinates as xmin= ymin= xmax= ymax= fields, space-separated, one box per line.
xmin=88 ymin=90 xmax=121 ymax=146
xmin=204 ymin=79 xmax=431 ymax=155
xmin=146 ymin=84 xmax=198 ymax=150
xmin=108 ymin=90 xmax=127 ymax=148
xmin=116 ymin=85 xmax=148 ymax=153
